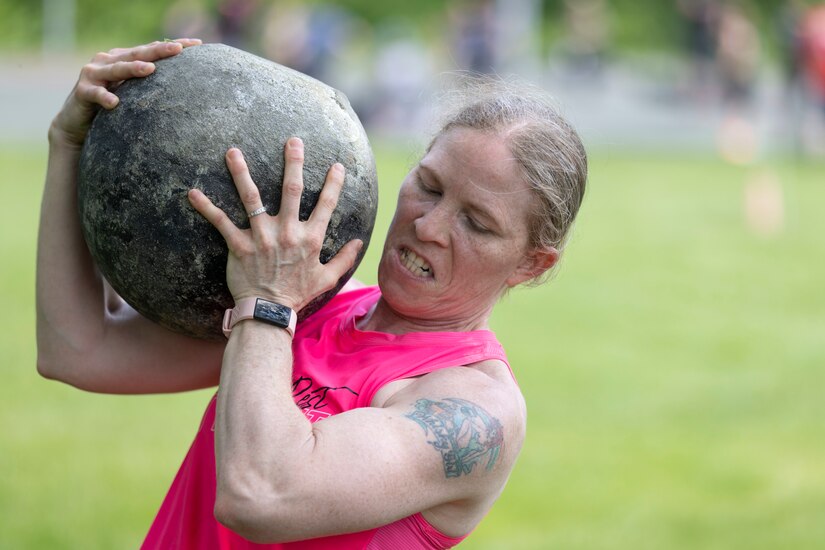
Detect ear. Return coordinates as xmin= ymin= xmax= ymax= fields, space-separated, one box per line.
xmin=506 ymin=246 xmax=559 ymax=287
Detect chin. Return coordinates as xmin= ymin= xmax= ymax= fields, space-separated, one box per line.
xmin=377 ymin=270 xmax=428 ymax=314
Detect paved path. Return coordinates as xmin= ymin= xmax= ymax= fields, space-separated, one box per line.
xmin=1 ymin=55 xmax=82 ymax=144
xmin=0 ymin=52 xmax=804 ymax=155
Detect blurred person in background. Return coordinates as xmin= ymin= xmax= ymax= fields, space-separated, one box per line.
xmin=261 ymin=3 xmax=357 ymax=82
xmin=560 ymin=0 xmax=610 ymax=80
xmin=216 ymin=0 xmax=261 ymax=51
xmin=800 ymin=2 xmax=825 ymax=154
xmin=448 ymin=0 xmax=498 ymax=73
xmin=163 ymin=0 xmax=219 ymax=44
xmin=677 ymin=0 xmax=721 ymax=103
xmin=260 ymin=3 xmax=315 ymax=73
xmin=713 ymin=1 xmax=761 ymax=165
xmin=715 ymin=1 xmax=760 ymax=113
xmin=776 ymin=0 xmax=807 ymax=152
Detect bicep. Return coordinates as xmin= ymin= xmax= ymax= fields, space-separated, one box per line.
xmin=314 ymin=395 xmax=508 ymax=490
xmin=269 ymin=380 xmax=519 ymax=539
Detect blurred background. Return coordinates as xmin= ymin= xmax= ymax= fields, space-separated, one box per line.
xmin=1 ymin=0 xmax=824 ymax=548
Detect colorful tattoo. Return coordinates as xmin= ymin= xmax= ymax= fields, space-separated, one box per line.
xmin=405 ymin=398 xmax=504 ymax=478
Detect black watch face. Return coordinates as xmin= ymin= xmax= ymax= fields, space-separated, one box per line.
xmin=253 ymin=299 xmax=291 ymax=328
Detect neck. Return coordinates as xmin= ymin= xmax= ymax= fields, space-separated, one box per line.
xmin=357 ymin=297 xmax=493 ymax=335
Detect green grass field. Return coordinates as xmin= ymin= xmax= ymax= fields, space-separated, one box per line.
xmin=1 ymin=142 xmax=823 ymax=549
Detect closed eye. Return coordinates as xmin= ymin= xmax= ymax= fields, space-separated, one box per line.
xmin=465 ymin=215 xmax=491 ymax=234
xmin=416 ymin=174 xmax=442 ymax=197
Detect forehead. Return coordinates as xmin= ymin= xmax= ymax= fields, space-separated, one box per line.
xmin=419 ymin=128 xmax=537 ymax=239
xmin=423 ymin=128 xmax=520 ymax=189
xmin=421 ymin=128 xmax=533 ymax=205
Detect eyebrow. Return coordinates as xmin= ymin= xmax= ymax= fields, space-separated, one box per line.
xmin=418 ymin=163 xmax=504 ymax=232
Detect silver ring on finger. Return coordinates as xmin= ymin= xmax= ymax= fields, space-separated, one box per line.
xmin=248 ymin=206 xmax=267 ymax=218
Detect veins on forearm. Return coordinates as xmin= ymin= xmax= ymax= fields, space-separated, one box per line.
xmin=405 ymin=397 xmax=504 ymax=478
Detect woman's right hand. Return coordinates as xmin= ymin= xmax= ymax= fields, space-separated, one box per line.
xmin=50 ymin=38 xmax=201 ymax=149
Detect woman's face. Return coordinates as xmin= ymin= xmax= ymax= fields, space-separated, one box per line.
xmin=376 ymin=127 xmax=556 ymax=328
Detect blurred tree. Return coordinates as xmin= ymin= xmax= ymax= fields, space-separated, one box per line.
xmin=0 ymin=0 xmax=42 ymax=52
xmin=0 ymin=0 xmax=813 ymax=58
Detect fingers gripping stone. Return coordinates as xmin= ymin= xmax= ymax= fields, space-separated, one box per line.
xmin=78 ymin=44 xmax=378 ymax=340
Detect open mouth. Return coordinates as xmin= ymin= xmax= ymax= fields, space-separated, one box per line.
xmin=400 ymin=248 xmax=433 ymax=278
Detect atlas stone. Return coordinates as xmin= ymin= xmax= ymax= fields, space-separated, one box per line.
xmin=78 ymin=44 xmax=378 ymax=340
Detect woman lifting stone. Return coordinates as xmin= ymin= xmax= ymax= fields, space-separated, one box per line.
xmin=36 ymin=39 xmax=587 ymax=548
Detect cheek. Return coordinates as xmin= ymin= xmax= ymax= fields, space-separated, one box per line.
xmin=393 ymin=192 xmax=429 ymax=225
xmin=455 ymin=236 xmax=501 ymax=270
xmin=461 ymin=237 xmax=527 ymax=276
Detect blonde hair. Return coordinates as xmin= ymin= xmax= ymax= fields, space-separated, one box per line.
xmin=431 ymin=76 xmax=587 ymax=281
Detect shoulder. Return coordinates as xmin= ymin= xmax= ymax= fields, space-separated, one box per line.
xmin=377 ymin=362 xmax=526 ymax=533
xmin=383 ymin=361 xmax=527 ymax=476
xmin=383 ymin=359 xmax=523 ymax=417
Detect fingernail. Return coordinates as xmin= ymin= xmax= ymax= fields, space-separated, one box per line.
xmin=333 ymin=163 xmax=344 ymax=174
xmin=288 ymin=137 xmax=303 ymax=148
xmin=228 ymin=148 xmax=240 ymax=160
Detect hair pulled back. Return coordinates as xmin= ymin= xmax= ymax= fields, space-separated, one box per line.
xmin=432 ymin=77 xmax=588 ymax=281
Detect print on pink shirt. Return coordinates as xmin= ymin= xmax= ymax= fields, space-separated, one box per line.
xmin=292 ymin=375 xmax=358 ymax=423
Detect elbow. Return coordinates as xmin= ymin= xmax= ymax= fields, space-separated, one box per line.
xmin=36 ymin=325 xmax=100 ymax=389
xmin=36 ymin=348 xmax=92 ymax=390
xmin=214 ymin=495 xmax=256 ymax=542
xmin=214 ymin=483 xmax=293 ymax=543
xmin=213 ymin=495 xmax=247 ymax=540
xmin=37 ymin=352 xmax=65 ymax=383
xmin=215 ymin=434 xmax=320 ymax=541
xmin=36 ymin=326 xmax=75 ymax=384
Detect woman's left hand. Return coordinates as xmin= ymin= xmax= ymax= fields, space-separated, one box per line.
xmin=188 ymin=137 xmax=363 ymax=311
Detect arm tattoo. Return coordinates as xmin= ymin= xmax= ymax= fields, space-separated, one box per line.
xmin=405 ymin=397 xmax=504 ymax=478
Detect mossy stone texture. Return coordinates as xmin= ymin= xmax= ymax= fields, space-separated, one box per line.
xmin=78 ymin=44 xmax=378 ymax=340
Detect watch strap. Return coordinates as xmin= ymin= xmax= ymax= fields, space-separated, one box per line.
xmin=222 ymin=297 xmax=297 ymax=338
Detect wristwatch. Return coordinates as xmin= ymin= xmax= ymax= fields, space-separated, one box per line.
xmin=222 ymin=297 xmax=298 ymax=338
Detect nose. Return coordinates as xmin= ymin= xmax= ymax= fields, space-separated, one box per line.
xmin=413 ymin=203 xmax=451 ymax=247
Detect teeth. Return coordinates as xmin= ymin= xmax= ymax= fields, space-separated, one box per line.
xmin=401 ymin=248 xmax=432 ymax=277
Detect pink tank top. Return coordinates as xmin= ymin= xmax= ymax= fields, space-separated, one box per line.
xmin=142 ymin=286 xmax=511 ymax=549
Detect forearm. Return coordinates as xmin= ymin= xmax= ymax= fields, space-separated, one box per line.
xmin=201 ymin=138 xmax=367 ymax=540
xmin=36 ymin=131 xmax=107 ymax=373
xmin=215 ymin=321 xmax=313 ymax=523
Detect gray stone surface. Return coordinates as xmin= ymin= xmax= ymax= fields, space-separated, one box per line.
xmin=78 ymin=44 xmax=378 ymax=340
